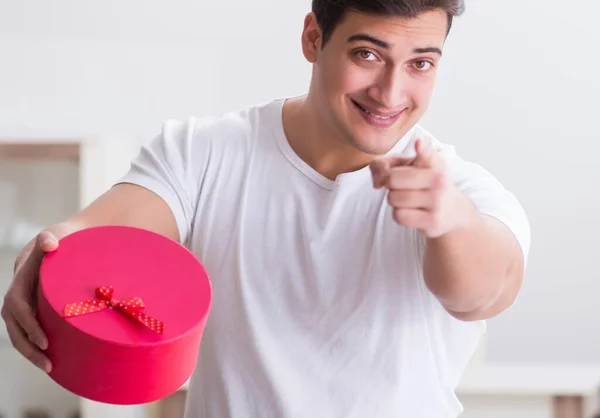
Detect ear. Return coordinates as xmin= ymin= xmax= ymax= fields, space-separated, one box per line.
xmin=301 ymin=12 xmax=322 ymax=63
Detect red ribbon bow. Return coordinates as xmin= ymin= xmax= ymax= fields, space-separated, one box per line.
xmin=63 ymin=285 xmax=164 ymax=335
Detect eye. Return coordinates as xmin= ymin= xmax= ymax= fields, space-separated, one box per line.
xmin=355 ymin=50 xmax=378 ymax=62
xmin=412 ymin=60 xmax=433 ymax=71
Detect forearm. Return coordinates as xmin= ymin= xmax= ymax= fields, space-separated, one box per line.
xmin=422 ymin=198 xmax=524 ymax=320
xmin=14 ymin=183 xmax=180 ymax=273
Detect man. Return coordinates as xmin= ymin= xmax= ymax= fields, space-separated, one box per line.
xmin=2 ymin=0 xmax=530 ymax=416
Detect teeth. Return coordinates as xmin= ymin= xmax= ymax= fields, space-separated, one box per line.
xmin=357 ymin=103 xmax=393 ymax=119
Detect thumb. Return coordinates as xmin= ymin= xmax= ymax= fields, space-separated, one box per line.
xmin=19 ymin=230 xmax=59 ymax=285
xmin=30 ymin=221 xmax=82 ymax=264
xmin=35 ymin=230 xmax=59 ymax=254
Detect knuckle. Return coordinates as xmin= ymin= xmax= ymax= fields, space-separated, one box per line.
xmin=428 ymin=167 xmax=442 ymax=182
xmin=393 ymin=209 xmax=407 ymax=224
xmin=387 ymin=191 xmax=397 ymax=206
xmin=0 ymin=302 xmax=9 ymax=320
xmin=4 ymin=293 xmax=19 ymax=312
xmin=8 ymin=331 xmax=37 ymax=365
xmin=430 ymin=190 xmax=443 ymax=208
xmin=22 ymin=347 xmax=35 ymax=361
xmin=434 ymin=169 xmax=449 ymax=187
xmin=25 ymin=349 xmax=39 ymax=364
xmin=387 ymin=173 xmax=398 ymax=189
xmin=429 ymin=210 xmax=444 ymax=228
xmin=2 ymin=292 xmax=16 ymax=312
xmin=6 ymin=327 xmax=21 ymax=350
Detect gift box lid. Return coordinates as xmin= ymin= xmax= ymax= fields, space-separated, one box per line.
xmin=39 ymin=225 xmax=212 ymax=347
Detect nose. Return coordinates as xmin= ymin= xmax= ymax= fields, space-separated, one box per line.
xmin=366 ymin=68 xmax=408 ymax=110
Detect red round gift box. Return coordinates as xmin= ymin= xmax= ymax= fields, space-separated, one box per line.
xmin=37 ymin=225 xmax=212 ymax=405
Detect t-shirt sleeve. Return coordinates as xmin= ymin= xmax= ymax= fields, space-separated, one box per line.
xmin=117 ymin=117 xmax=214 ymax=245
xmin=441 ymin=142 xmax=531 ymax=263
xmin=406 ymin=129 xmax=531 ymax=263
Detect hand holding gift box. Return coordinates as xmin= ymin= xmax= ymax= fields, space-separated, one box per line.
xmin=36 ymin=225 xmax=212 ymax=405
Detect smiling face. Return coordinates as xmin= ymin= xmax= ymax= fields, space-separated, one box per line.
xmin=302 ymin=9 xmax=448 ymax=156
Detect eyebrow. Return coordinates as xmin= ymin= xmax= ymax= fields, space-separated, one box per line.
xmin=347 ymin=34 xmax=443 ymax=56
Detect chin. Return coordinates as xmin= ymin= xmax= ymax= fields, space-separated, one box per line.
xmin=348 ymin=135 xmax=399 ymax=156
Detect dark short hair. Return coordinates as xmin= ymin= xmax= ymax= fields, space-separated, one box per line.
xmin=312 ymin=0 xmax=465 ymax=46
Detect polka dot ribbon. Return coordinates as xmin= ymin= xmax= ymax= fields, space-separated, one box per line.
xmin=63 ymin=285 xmax=165 ymax=335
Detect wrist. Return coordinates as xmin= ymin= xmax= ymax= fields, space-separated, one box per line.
xmin=453 ymin=192 xmax=479 ymax=232
xmin=427 ymin=191 xmax=479 ymax=242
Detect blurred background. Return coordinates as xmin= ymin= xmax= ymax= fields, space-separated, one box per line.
xmin=1 ymin=0 xmax=599 ymax=417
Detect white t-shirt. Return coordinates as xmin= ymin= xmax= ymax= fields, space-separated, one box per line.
xmin=118 ymin=99 xmax=530 ymax=418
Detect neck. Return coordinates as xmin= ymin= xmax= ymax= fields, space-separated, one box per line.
xmin=282 ymin=94 xmax=378 ymax=181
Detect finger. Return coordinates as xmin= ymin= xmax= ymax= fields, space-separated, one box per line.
xmin=35 ymin=230 xmax=59 ymax=255
xmin=387 ymin=190 xmax=435 ymax=210
xmin=413 ymin=141 xmax=445 ymax=168
xmin=18 ymin=228 xmax=59 ymax=311
xmin=15 ymin=230 xmax=59 ymax=295
xmin=386 ymin=166 xmax=441 ymax=190
xmin=4 ymin=311 xmax=51 ymax=373
xmin=10 ymin=296 xmax=48 ymax=350
xmin=11 ymin=247 xmax=53 ymax=349
xmin=383 ymin=155 xmax=415 ymax=168
xmin=413 ymin=139 xmax=434 ymax=167
xmin=370 ymin=156 xmax=415 ymax=188
xmin=370 ymin=158 xmax=389 ymax=189
xmin=412 ymin=139 xmax=444 ymax=168
xmin=392 ymin=208 xmax=430 ymax=229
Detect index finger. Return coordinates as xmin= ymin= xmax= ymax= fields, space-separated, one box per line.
xmin=4 ymin=311 xmax=51 ymax=372
xmin=9 ymin=293 xmax=48 ymax=350
xmin=386 ymin=166 xmax=438 ymax=190
xmin=384 ymin=155 xmax=415 ymax=167
xmin=370 ymin=155 xmax=415 ymax=188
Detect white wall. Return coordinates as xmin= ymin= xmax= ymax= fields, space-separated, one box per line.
xmin=420 ymin=0 xmax=600 ymax=364
xmin=0 ymin=0 xmax=311 ymax=140
xmin=1 ymin=0 xmax=600 ymax=416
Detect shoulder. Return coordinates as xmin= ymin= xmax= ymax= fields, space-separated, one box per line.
xmin=131 ymin=100 xmax=280 ymax=186
xmin=158 ymin=99 xmax=280 ymax=152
